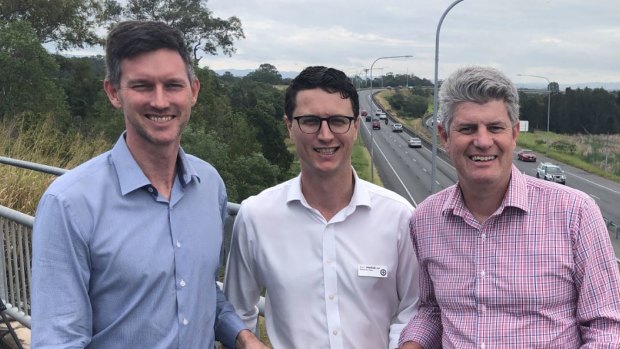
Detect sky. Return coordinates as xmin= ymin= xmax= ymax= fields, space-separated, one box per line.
xmin=202 ymin=0 xmax=620 ymax=87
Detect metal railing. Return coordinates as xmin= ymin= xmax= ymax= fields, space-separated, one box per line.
xmin=0 ymin=156 xmax=265 ymax=330
xmin=0 ymin=205 xmax=33 ymax=327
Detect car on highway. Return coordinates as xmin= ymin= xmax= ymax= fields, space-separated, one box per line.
xmin=378 ymin=113 xmax=387 ymax=120
xmin=392 ymin=123 xmax=403 ymax=132
xmin=372 ymin=119 xmax=381 ymax=130
xmin=536 ymin=162 xmax=566 ymax=184
xmin=408 ymin=137 xmax=422 ymax=148
xmin=517 ymin=149 xmax=537 ymax=162
xmin=375 ymin=109 xmax=383 ymax=116
xmin=365 ymin=114 xmax=372 ymax=122
xmin=361 ymin=110 xmax=368 ymax=117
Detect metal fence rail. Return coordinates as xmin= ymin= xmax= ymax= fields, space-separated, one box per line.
xmin=0 ymin=205 xmax=33 ymax=327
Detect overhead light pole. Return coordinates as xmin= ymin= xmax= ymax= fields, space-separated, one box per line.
xmin=369 ymin=55 xmax=413 ymax=182
xmin=517 ymin=73 xmax=551 ymax=132
xmin=431 ymin=0 xmax=465 ymax=194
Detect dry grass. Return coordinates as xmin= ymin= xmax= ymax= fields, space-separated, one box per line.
xmin=0 ymin=115 xmax=110 ymax=214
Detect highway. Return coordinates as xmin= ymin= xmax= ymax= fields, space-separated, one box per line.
xmin=357 ymin=90 xmax=620 ymax=232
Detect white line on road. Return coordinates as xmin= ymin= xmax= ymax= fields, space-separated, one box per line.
xmin=568 ymin=173 xmax=620 ymax=195
xmin=370 ymin=137 xmax=418 ymax=207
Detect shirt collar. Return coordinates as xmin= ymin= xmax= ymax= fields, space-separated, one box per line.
xmin=110 ymin=132 xmax=200 ymax=196
xmin=286 ymin=168 xmax=372 ymax=209
xmin=442 ymin=164 xmax=529 ymax=217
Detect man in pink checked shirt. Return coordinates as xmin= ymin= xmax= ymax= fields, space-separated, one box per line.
xmin=399 ymin=66 xmax=620 ymax=349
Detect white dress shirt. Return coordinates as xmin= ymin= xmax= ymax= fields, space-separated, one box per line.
xmin=224 ymin=171 xmax=419 ymax=349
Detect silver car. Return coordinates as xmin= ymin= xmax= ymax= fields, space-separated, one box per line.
xmin=408 ymin=137 xmax=422 ymax=148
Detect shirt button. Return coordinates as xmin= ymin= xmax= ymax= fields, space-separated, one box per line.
xmin=332 ymin=330 xmax=338 ymax=336
xmin=480 ymin=342 xmax=485 ymax=349
xmin=176 ymin=240 xmax=181 ymax=248
xmin=147 ymin=187 xmax=154 ymax=193
xmin=480 ymin=270 xmax=486 ymax=278
xmin=479 ymin=304 xmax=486 ymax=313
xmin=326 ymin=259 xmax=332 ymax=265
xmin=183 ymin=318 xmax=189 ymax=325
xmin=481 ymin=233 xmax=487 ymax=240
xmin=329 ymin=295 xmax=335 ymax=300
xmin=180 ymin=279 xmax=186 ymax=287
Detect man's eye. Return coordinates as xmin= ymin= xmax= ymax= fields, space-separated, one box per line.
xmin=130 ymin=84 xmax=152 ymax=91
xmin=300 ymin=118 xmax=320 ymax=125
xmin=166 ymin=83 xmax=185 ymax=90
xmin=457 ymin=127 xmax=474 ymax=134
xmin=488 ymin=126 xmax=505 ymax=133
xmin=330 ymin=117 xmax=347 ymax=126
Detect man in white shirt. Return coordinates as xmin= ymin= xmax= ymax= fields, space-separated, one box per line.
xmin=224 ymin=66 xmax=419 ymax=349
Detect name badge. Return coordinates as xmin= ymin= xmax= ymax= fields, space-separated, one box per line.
xmin=358 ymin=264 xmax=388 ymax=278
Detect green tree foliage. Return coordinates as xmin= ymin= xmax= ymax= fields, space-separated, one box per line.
xmin=520 ymin=87 xmax=620 ymax=134
xmin=55 ymin=55 xmax=106 ymax=121
xmin=0 ymin=0 xmax=110 ymax=49
xmin=386 ymin=91 xmax=429 ymax=118
xmin=245 ymin=63 xmax=283 ymax=85
xmin=0 ymin=20 xmax=69 ymax=120
xmin=377 ymin=73 xmax=433 ymax=88
xmin=117 ymin=0 xmax=245 ymax=62
xmin=228 ymin=78 xmax=293 ymax=175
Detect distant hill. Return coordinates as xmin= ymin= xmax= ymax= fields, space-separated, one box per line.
xmin=214 ymin=68 xmax=299 ymax=79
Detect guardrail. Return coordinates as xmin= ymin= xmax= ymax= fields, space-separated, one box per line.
xmin=0 ymin=156 xmax=265 ymax=330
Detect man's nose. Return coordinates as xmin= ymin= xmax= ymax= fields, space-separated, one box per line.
xmin=150 ymin=85 xmax=170 ymax=109
xmin=317 ymin=119 xmax=334 ymax=138
xmin=473 ymin=128 xmax=493 ymax=148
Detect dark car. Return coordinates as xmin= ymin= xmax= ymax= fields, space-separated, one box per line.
xmin=365 ymin=115 xmax=372 ymax=122
xmin=372 ymin=119 xmax=381 ymax=130
xmin=517 ymin=149 xmax=537 ymax=162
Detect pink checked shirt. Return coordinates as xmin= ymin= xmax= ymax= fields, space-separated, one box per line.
xmin=400 ymin=165 xmax=620 ymax=348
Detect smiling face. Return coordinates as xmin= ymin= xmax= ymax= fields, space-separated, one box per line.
xmin=440 ymin=99 xmax=519 ymax=195
xmin=104 ymin=48 xmax=199 ymax=152
xmin=286 ymin=88 xmax=359 ymax=179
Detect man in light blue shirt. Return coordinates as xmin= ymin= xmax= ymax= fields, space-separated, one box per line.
xmin=30 ymin=21 xmax=265 ymax=349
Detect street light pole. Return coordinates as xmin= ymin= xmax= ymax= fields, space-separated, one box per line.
xmin=369 ymin=55 xmax=413 ymax=182
xmin=517 ymin=74 xmax=551 ymax=132
xmin=431 ymin=0 xmax=464 ymax=194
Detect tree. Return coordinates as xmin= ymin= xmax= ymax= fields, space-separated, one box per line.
xmin=119 ymin=0 xmax=245 ymax=62
xmin=0 ymin=20 xmax=69 ymax=119
xmin=245 ymin=63 xmax=283 ymax=85
xmin=0 ymin=0 xmax=112 ymax=49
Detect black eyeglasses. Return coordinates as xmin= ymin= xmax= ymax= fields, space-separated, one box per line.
xmin=292 ymin=115 xmax=356 ymax=134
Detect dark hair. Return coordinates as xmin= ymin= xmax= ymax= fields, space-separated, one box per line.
xmin=105 ymin=21 xmax=195 ymax=88
xmin=284 ymin=66 xmax=359 ymax=120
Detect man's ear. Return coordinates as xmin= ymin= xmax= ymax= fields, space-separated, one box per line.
xmin=283 ymin=115 xmax=293 ymax=137
xmin=438 ymin=122 xmax=448 ymax=144
xmin=103 ymin=80 xmax=122 ymax=109
xmin=190 ymin=78 xmax=200 ymax=106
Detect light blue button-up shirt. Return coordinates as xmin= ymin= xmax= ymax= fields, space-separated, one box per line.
xmin=31 ymin=134 xmax=245 ymax=348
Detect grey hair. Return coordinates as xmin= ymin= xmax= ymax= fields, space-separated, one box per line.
xmin=439 ymin=66 xmax=519 ymax=134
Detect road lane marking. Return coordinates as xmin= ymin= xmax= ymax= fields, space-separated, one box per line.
xmin=370 ymin=137 xmax=418 ymax=207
